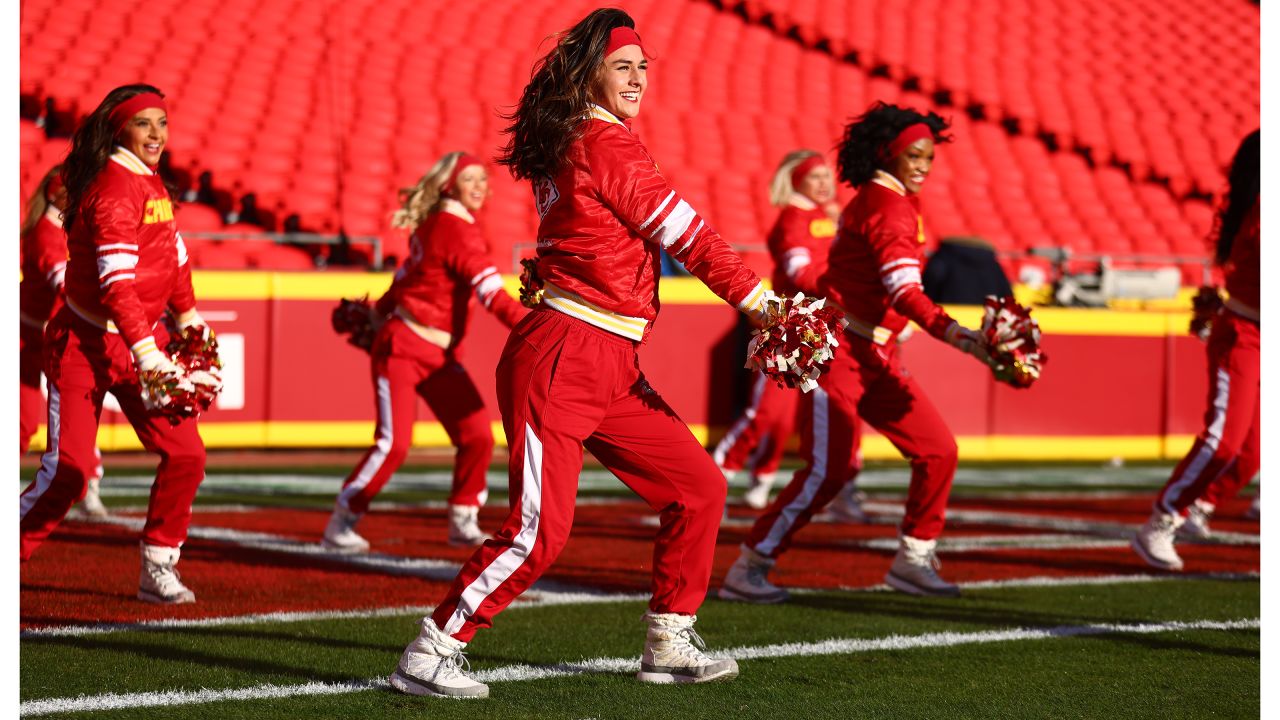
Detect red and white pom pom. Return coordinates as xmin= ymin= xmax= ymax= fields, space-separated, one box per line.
xmin=980 ymin=296 xmax=1046 ymax=389
xmin=745 ymin=293 xmax=848 ymax=393
xmin=143 ymin=326 xmax=224 ymax=424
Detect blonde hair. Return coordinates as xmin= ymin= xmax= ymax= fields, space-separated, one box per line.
xmin=768 ymin=149 xmax=823 ymax=207
xmin=391 ymin=151 xmax=472 ymax=230
xmin=21 ymin=165 xmax=61 ymax=236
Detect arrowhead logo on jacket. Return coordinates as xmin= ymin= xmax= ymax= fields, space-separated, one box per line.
xmin=534 ymin=176 xmax=560 ymax=219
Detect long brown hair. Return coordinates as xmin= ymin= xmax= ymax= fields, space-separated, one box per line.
xmin=62 ymin=83 xmax=176 ymax=231
xmin=21 ymin=165 xmax=62 ymax=236
xmin=1212 ymin=129 xmax=1259 ymax=265
xmin=497 ymin=8 xmax=636 ymax=181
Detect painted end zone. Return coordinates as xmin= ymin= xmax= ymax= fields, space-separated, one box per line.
xmin=20 ymin=493 xmax=1258 ymax=630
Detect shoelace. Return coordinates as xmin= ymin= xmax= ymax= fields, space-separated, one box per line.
xmin=147 ymin=563 xmax=185 ymax=592
xmin=440 ymin=648 xmax=472 ymax=678
xmin=746 ymin=563 xmax=770 ymax=586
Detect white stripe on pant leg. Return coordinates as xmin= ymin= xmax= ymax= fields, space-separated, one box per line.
xmin=443 ymin=422 xmax=545 ymax=636
xmin=712 ymin=372 xmax=768 ymax=465
xmin=755 ymin=388 xmax=829 ymax=556
xmin=20 ymin=385 xmax=63 ymax=519
xmin=1160 ymin=368 xmax=1230 ymax=514
xmin=338 ymin=376 xmax=394 ymax=511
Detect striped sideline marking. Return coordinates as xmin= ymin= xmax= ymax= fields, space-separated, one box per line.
xmin=23 ymin=572 xmax=1256 ymax=639
xmin=20 ymin=617 xmax=1259 ymax=716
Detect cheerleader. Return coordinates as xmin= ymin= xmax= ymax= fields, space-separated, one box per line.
xmin=20 ymin=167 xmax=108 ymax=517
xmin=19 ymin=84 xmax=218 ymax=604
xmin=1133 ymin=129 xmax=1259 ymax=569
xmin=720 ymin=102 xmax=991 ymax=603
xmin=323 ymin=152 xmax=527 ymax=553
xmin=713 ymin=150 xmax=865 ymax=520
xmin=387 ymin=9 xmax=771 ymax=698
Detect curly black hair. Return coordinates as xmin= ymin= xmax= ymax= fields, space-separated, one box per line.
xmin=1212 ymin=128 xmax=1259 ymax=265
xmin=835 ymin=101 xmax=952 ymax=188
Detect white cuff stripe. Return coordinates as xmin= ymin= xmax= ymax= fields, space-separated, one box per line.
xmin=653 ymin=199 xmax=698 ymax=249
xmin=671 ymin=219 xmax=703 ymax=256
xmin=639 ymin=191 xmax=676 ymax=231
xmin=97 ymin=243 xmax=139 ymax=253
xmin=470 ymin=267 xmax=499 ymax=286
xmin=97 ymin=253 xmax=139 ymax=278
xmin=101 ymin=273 xmax=135 ymax=288
xmin=879 ymin=258 xmax=919 ymax=273
xmin=475 ymin=275 xmax=505 ymax=306
xmin=176 ymin=232 xmax=189 ymax=266
xmin=882 ymin=266 xmax=922 ymax=294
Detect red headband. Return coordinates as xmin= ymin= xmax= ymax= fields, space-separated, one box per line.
xmin=109 ymin=92 xmax=168 ymax=134
xmin=604 ymin=26 xmax=650 ymax=59
xmin=789 ymin=155 xmax=827 ymax=189
xmin=442 ymin=154 xmax=484 ymax=195
xmin=884 ymin=123 xmax=934 ymax=161
xmin=45 ymin=172 xmax=64 ymax=202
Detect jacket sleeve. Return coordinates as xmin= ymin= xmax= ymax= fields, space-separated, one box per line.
xmin=85 ymin=186 xmax=155 ymax=349
xmin=772 ymin=211 xmax=822 ymax=296
xmin=167 ymin=231 xmax=197 ymax=316
xmin=589 ymin=127 xmax=766 ymax=316
xmin=33 ymin=219 xmax=68 ymax=292
xmin=866 ymin=202 xmax=956 ymax=339
xmin=444 ymin=227 xmax=529 ymax=329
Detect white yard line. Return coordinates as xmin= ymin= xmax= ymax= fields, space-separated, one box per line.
xmin=20 ymin=589 xmax=650 ymax=639
xmin=19 ymin=617 xmax=1259 ymax=716
xmin=804 ymin=571 xmax=1261 ymax=595
xmin=60 ymin=465 xmax=1189 ymax=499
xmin=23 ymin=573 xmax=1257 ymax=639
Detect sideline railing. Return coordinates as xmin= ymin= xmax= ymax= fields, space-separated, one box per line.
xmin=183 ymin=232 xmax=384 ymax=270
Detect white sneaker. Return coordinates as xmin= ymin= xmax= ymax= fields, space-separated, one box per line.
xmin=636 ymin=612 xmax=739 ymax=684
xmin=742 ymin=472 xmax=777 ymax=510
xmin=885 ymin=536 xmax=960 ymax=597
xmin=825 ymin=483 xmax=869 ymax=524
xmin=77 ymin=477 xmax=109 ymax=518
xmin=138 ymin=543 xmax=196 ymax=604
xmin=1177 ymin=500 xmax=1214 ymax=539
xmin=447 ymin=505 xmax=489 ymax=547
xmin=1131 ymin=510 xmax=1185 ymax=571
xmin=389 ymin=618 xmax=489 ymax=698
xmin=323 ymin=506 xmax=370 ymax=553
xmin=718 ymin=544 xmax=789 ymax=603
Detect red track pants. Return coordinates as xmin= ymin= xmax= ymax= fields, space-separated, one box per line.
xmin=20 ymin=322 xmax=45 ymax=454
xmin=337 ymin=318 xmax=494 ymax=513
xmin=20 ymin=311 xmax=206 ymax=560
xmin=713 ymin=372 xmax=797 ymax=476
xmin=746 ymin=336 xmax=957 ymax=557
xmin=1157 ymin=311 xmax=1260 ymax=514
xmin=432 ymin=309 xmax=726 ymax=642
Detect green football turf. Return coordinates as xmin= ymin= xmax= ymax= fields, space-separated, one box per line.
xmin=21 ymin=578 xmax=1259 ymax=719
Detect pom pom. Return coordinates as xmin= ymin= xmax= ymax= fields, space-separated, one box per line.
xmin=518 ymin=258 xmax=545 ymax=309
xmin=980 ymin=296 xmax=1047 ymax=389
xmin=141 ymin=327 xmax=224 ymax=425
xmin=332 ymin=295 xmax=377 ymax=352
xmin=745 ymin=293 xmax=848 ymax=393
xmin=1189 ymin=285 xmax=1222 ymax=341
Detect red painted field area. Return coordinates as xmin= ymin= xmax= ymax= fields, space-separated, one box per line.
xmin=20 ymin=495 xmax=1259 ymax=629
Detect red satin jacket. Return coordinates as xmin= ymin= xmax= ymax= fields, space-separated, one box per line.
xmin=768 ymin=200 xmax=836 ymax=297
xmin=20 ymin=207 xmax=68 ymax=328
xmin=821 ymin=171 xmax=955 ymax=345
xmin=63 ymin=147 xmax=195 ymax=350
xmin=375 ymin=200 xmax=526 ymax=348
xmin=529 ymin=105 xmax=765 ymax=342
